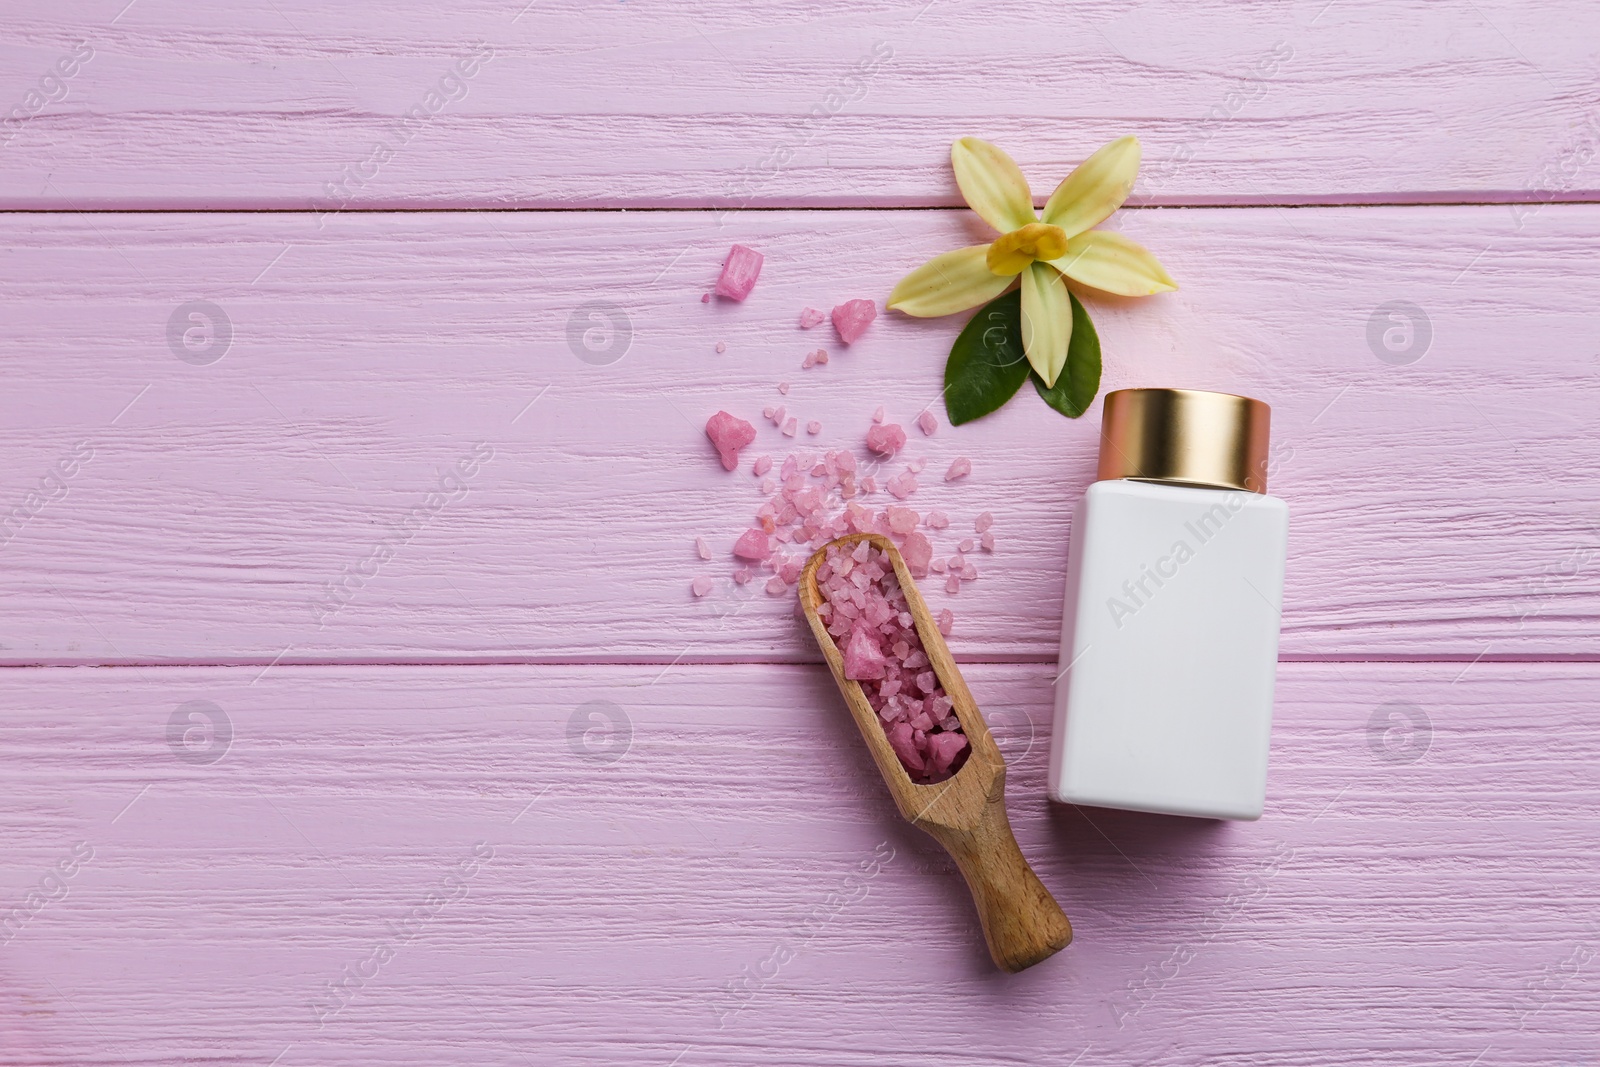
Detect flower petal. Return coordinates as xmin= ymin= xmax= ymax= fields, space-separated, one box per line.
xmin=887 ymin=245 xmax=1014 ymax=318
xmin=951 ymin=137 xmax=1037 ymax=233
xmin=1048 ymin=230 xmax=1178 ymax=297
xmin=1020 ymin=262 xmax=1072 ymax=387
xmin=1040 ymin=135 xmax=1141 ymax=237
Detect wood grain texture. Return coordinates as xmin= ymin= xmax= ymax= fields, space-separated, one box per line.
xmin=1 ymin=206 xmax=1597 ymax=664
xmin=0 ymin=661 xmax=1594 ymax=1065
xmin=2 ymin=0 xmax=1599 ymax=208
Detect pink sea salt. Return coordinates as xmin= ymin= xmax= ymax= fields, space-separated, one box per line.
xmin=691 ymin=576 xmax=713 ymax=597
xmin=800 ymin=307 xmax=825 ymax=329
xmin=733 ymin=528 xmax=773 ymax=561
xmin=782 ymin=417 xmax=798 ymax=437
xmin=980 ymin=531 xmax=994 ymax=552
xmin=802 ymin=351 xmax=817 ymax=369
xmin=926 ymin=510 xmax=950 ymax=530
xmin=807 ymin=420 xmax=822 ymax=435
xmin=872 ymin=406 xmax=886 ymax=424
xmin=865 ymin=423 xmax=907 ymax=457
xmin=752 ymin=455 xmax=772 ymax=476
xmin=832 ymin=299 xmax=877 ymax=344
xmin=733 ymin=567 xmax=752 ymax=584
xmin=766 ymin=575 xmax=787 ymax=595
xmin=705 ymin=411 xmax=756 ymax=471
xmin=901 ymin=530 xmax=933 ymax=577
xmin=778 ymin=382 xmax=790 ymax=395
xmin=946 ymin=574 xmax=960 ymax=594
xmin=916 ymin=411 xmax=938 ymax=436
xmin=714 ymin=244 xmax=763 ymax=301
xmin=936 ymin=609 xmax=953 ymax=636
xmin=945 ymin=457 xmax=972 ymax=481
xmin=975 ymin=512 xmax=994 ymax=533
xmin=715 ymin=341 xmax=727 ymax=354
xmin=815 ymin=541 xmax=969 ymax=783
xmin=770 ymin=405 xmax=786 ymax=426
xmin=695 ymin=536 xmax=711 ymax=560
xmin=885 ymin=471 xmax=918 ymax=499
xmin=959 ymin=538 xmax=974 ymax=553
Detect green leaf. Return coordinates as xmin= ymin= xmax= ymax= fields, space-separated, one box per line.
xmin=943 ymin=289 xmax=1030 ymax=426
xmin=1031 ymin=291 xmax=1101 ymax=418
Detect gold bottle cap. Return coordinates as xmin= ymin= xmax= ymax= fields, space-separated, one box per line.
xmin=1097 ymin=388 xmax=1272 ymax=494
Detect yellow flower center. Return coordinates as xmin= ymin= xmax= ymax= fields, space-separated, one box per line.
xmin=985 ymin=222 xmax=1069 ymax=276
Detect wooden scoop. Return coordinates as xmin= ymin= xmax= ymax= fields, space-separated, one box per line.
xmin=799 ymin=532 xmax=1072 ymax=972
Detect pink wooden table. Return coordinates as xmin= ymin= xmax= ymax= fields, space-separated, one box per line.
xmin=3 ymin=2 xmax=1598 ymax=1063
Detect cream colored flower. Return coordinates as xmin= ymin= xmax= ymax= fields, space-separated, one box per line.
xmin=887 ymin=136 xmax=1176 ymax=386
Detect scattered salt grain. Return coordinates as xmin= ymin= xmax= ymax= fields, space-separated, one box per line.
xmin=705 ymin=411 xmax=756 ymax=471
xmin=946 ymin=574 xmax=960 ymax=594
xmin=715 ymin=341 xmax=727 ymax=354
xmin=832 ymin=299 xmax=877 ymax=344
xmin=807 ymin=420 xmax=822 ymax=435
xmin=926 ymin=510 xmax=950 ymax=530
xmin=816 ymin=349 xmax=829 ymax=364
xmin=778 ymin=382 xmax=790 ymax=395
xmin=906 ymin=456 xmax=925 ymax=474
xmin=733 ymin=567 xmax=752 ymax=585
xmin=931 ymin=558 xmax=947 ymax=573
xmin=800 ymin=307 xmax=826 ymax=329
xmin=959 ymin=538 xmax=974 ymax=553
xmin=782 ymin=417 xmax=798 ymax=437
xmin=962 ymin=561 xmax=978 ymax=580
xmin=733 ymin=529 xmax=773 ymax=561
xmin=752 ymin=454 xmax=772 ymax=476
xmin=886 ymin=471 xmax=918 ymax=499
xmin=936 ymin=609 xmax=953 ymax=636
xmin=901 ymin=530 xmax=933 ymax=577
xmin=916 ymin=411 xmax=938 ymax=436
xmin=980 ymin=531 xmax=994 ymax=552
xmin=714 ymin=244 xmax=764 ymax=301
xmin=695 ymin=536 xmax=711 ymax=560
xmin=866 ymin=423 xmax=907 ymax=457
xmin=763 ymin=405 xmax=776 ymax=420
xmin=872 ymin=406 xmax=886 ymax=424
xmin=975 ymin=512 xmax=994 ymax=533
xmin=945 ymin=457 xmax=972 ymax=481
xmin=802 ymin=351 xmax=817 ymax=369
xmin=765 ymin=575 xmax=787 ymax=595
xmin=814 ymin=540 xmax=969 ymax=782
xmin=771 ymin=405 xmax=786 ymax=426
xmin=701 ymin=293 xmax=710 ymax=303
xmin=692 ymin=576 xmax=713 ymax=597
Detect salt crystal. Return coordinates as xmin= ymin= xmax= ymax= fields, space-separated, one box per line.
xmin=865 ymin=423 xmax=907 ymax=457
xmin=733 ymin=567 xmax=752 ymax=584
xmin=807 ymin=420 xmax=822 ymax=435
xmin=763 ymin=406 xmax=776 ymax=420
xmin=816 ymin=350 xmax=829 ymax=364
xmin=945 ymin=457 xmax=972 ymax=481
xmin=961 ymin=561 xmax=978 ymax=580
xmin=715 ymin=341 xmax=727 ymax=354
xmin=752 ymin=455 xmax=772 ymax=476
xmin=771 ymin=405 xmax=786 ymax=426
xmin=705 ymin=411 xmax=756 ymax=471
xmin=813 ymin=541 xmax=968 ymax=783
xmin=886 ymin=471 xmax=918 ymax=499
xmin=831 ymin=298 xmax=877 ymax=344
xmin=760 ymin=477 xmax=775 ymax=494
xmin=980 ymin=531 xmax=994 ymax=552
xmin=946 ymin=574 xmax=960 ymax=594
xmin=885 ymin=507 xmax=920 ymax=535
xmin=936 ymin=609 xmax=953 ymax=636
xmin=701 ymin=293 xmax=710 ymax=303
xmin=778 ymin=382 xmax=790 ymax=395
xmin=901 ymin=531 xmax=932 ymax=577
xmin=907 ymin=457 xmax=925 ymax=474
xmin=714 ymin=244 xmax=763 ymax=301
xmin=691 ymin=576 xmax=713 ymax=597
xmin=926 ymin=511 xmax=950 ymax=530
xmin=931 ymin=558 xmax=946 ymax=574
xmin=782 ymin=417 xmax=798 ymax=437
xmin=695 ymin=536 xmax=711 ymax=560
xmin=802 ymin=351 xmax=817 ymax=369
xmin=765 ymin=575 xmax=786 ymax=595
xmin=872 ymin=406 xmax=886 ymax=424
xmin=861 ymin=476 xmax=878 ymax=494
xmin=916 ymin=411 xmax=938 ymax=436
xmin=800 ymin=307 xmax=826 ymax=329
xmin=732 ymin=529 xmax=773 ymax=561
xmin=975 ymin=512 xmax=994 ymax=533
xmin=959 ymin=538 xmax=974 ymax=553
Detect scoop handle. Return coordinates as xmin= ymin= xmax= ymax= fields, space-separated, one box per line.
xmin=924 ymin=794 xmax=1073 ymax=972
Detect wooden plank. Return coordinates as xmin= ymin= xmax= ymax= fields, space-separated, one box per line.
xmin=1 ymin=0 xmax=1598 ymax=208
xmin=0 ymin=206 xmax=1597 ymax=664
xmin=0 ymin=661 xmax=1594 ymax=1064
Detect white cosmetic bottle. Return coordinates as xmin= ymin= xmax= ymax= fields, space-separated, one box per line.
xmin=1048 ymin=389 xmax=1288 ymax=821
